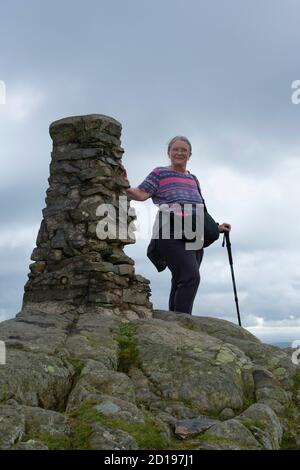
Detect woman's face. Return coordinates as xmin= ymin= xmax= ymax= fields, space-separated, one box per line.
xmin=168 ymin=140 xmax=191 ymax=167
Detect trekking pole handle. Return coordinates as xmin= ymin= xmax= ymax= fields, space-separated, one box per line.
xmin=222 ymin=231 xmax=233 ymax=265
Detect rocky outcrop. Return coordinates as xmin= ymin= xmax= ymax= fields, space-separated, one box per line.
xmin=0 ymin=310 xmax=300 ymax=450
xmin=0 ymin=114 xmax=300 ymax=450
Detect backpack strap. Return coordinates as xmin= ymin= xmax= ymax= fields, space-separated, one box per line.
xmin=189 ymin=173 xmax=208 ymax=213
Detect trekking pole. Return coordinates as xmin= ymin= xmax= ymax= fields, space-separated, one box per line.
xmin=222 ymin=231 xmax=242 ymax=327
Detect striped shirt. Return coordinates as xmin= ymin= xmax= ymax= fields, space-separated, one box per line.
xmin=138 ymin=166 xmax=204 ymax=216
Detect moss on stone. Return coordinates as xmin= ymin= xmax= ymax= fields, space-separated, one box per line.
xmin=292 ymin=370 xmax=300 ymax=400
xmin=107 ymin=416 xmax=168 ymax=449
xmin=167 ymin=440 xmax=200 ymax=450
xmin=242 ymin=393 xmax=256 ymax=410
xmin=67 ymin=357 xmax=85 ymax=375
xmin=278 ymin=402 xmax=300 ymax=450
xmin=180 ymin=321 xmax=196 ymax=331
xmin=67 ymin=400 xmax=101 ymax=449
xmin=26 ymin=433 xmax=72 ymax=450
xmin=238 ymin=417 xmax=266 ymax=431
xmin=281 ymin=431 xmax=298 ymax=450
xmin=66 ymin=400 xmax=168 ymax=450
xmin=285 ymin=403 xmax=295 ymax=419
xmin=195 ymin=433 xmax=251 ymax=449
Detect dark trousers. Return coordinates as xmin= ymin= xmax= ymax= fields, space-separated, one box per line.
xmin=156 ymin=237 xmax=204 ymax=315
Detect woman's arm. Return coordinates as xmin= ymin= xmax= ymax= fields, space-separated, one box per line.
xmin=120 ymin=168 xmax=151 ymax=201
xmin=126 ymin=187 xmax=151 ymax=201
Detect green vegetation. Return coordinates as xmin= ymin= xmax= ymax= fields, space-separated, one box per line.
xmin=281 ymin=403 xmax=296 ymax=421
xmin=67 ymin=357 xmax=85 ymax=375
xmin=167 ymin=440 xmax=200 ymax=450
xmin=27 ymin=400 xmax=168 ymax=450
xmin=292 ymin=370 xmax=300 ymax=400
xmin=281 ymin=431 xmax=298 ymax=450
xmin=116 ymin=322 xmax=142 ymax=373
xmin=67 ymin=400 xmax=168 ymax=450
xmin=166 ymin=433 xmax=247 ymax=451
xmin=242 ymin=392 xmax=256 ymax=410
xmin=180 ymin=321 xmax=196 ymax=331
xmin=278 ymin=402 xmax=300 ymax=450
xmin=238 ymin=417 xmax=266 ymax=431
xmin=26 ymin=433 xmax=72 ymax=450
xmin=69 ymin=402 xmax=99 ymax=449
xmin=194 ymin=433 xmax=252 ymax=449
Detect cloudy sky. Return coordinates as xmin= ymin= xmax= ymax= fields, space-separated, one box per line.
xmin=0 ymin=0 xmax=300 ymax=344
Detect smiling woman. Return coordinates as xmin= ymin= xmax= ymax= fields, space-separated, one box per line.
xmin=125 ymin=136 xmax=231 ymax=316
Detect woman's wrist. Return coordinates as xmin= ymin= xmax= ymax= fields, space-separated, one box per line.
xmin=126 ymin=187 xmax=138 ymax=200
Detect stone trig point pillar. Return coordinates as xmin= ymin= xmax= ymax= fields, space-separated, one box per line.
xmin=23 ymin=114 xmax=152 ymax=319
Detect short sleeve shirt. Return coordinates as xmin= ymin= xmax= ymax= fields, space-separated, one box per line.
xmin=137 ymin=166 xmax=203 ymax=216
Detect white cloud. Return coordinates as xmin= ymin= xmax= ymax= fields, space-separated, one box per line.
xmin=0 ymin=86 xmax=49 ymax=192
xmin=247 ymin=325 xmax=300 ymax=344
xmin=0 ymin=85 xmax=45 ymax=122
xmin=0 ymin=308 xmax=10 ymax=323
xmin=0 ymin=225 xmax=38 ymax=249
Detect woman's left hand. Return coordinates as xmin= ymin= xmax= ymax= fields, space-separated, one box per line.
xmin=218 ymin=223 xmax=231 ymax=233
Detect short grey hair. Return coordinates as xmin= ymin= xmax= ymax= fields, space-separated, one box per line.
xmin=167 ymin=136 xmax=192 ymax=154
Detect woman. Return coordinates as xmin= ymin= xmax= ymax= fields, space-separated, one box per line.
xmin=122 ymin=136 xmax=231 ymax=315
